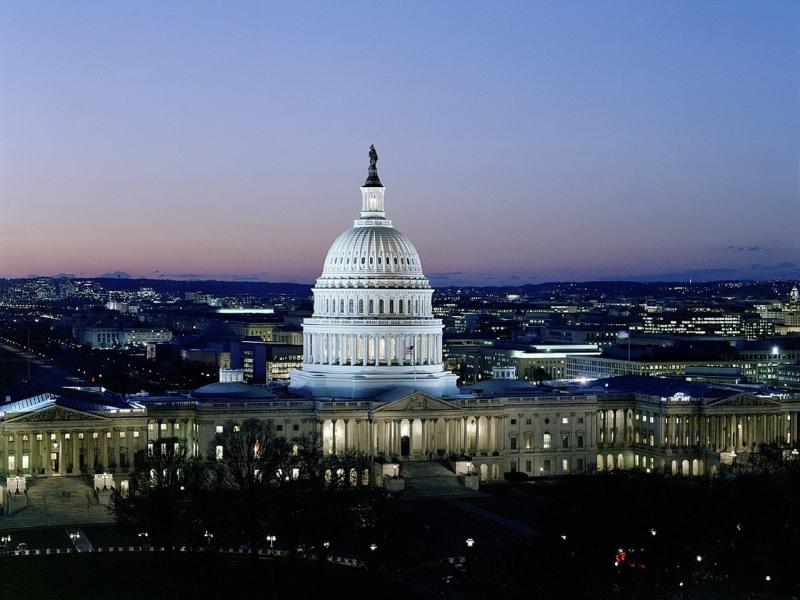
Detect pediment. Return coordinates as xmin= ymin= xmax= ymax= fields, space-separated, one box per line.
xmin=707 ymin=393 xmax=784 ymax=409
xmin=5 ymin=405 xmax=109 ymax=424
xmin=375 ymin=391 xmax=460 ymax=413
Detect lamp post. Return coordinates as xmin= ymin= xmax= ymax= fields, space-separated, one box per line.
xmin=204 ymin=530 xmax=214 ymax=549
xmin=265 ymin=535 xmax=276 ymax=550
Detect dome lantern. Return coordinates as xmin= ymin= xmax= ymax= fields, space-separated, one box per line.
xmin=360 ymin=144 xmax=387 ymax=220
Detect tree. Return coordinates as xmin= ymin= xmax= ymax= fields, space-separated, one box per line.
xmin=114 ymin=437 xmax=207 ymax=551
xmin=212 ymin=419 xmax=292 ymax=556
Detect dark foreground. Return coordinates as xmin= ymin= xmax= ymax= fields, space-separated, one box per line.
xmin=0 ymin=552 xmax=409 ymax=600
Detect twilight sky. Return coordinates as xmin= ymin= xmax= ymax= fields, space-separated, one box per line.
xmin=1 ymin=2 xmax=798 ymax=285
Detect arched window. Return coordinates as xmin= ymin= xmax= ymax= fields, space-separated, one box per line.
xmin=389 ymin=299 xmax=394 ymax=313
xmin=377 ymin=256 xmax=382 ymax=265
xmin=340 ymin=299 xmax=344 ymax=313
xmin=542 ymin=432 xmax=551 ymax=449
xmin=361 ymin=256 xmax=365 ymax=265
xmin=348 ymin=299 xmax=354 ymax=314
xmin=358 ymin=299 xmax=364 ymax=314
xmin=379 ymin=299 xmax=384 ymax=314
xmin=393 ymin=257 xmax=398 ymax=265
xmin=369 ymin=256 xmax=373 ymax=265
xmin=415 ymin=299 xmax=419 ymax=314
xmin=368 ymin=299 xmax=374 ymax=314
xmin=399 ymin=299 xmax=404 ymax=314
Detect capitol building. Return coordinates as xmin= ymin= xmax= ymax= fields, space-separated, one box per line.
xmin=0 ymin=148 xmax=799 ymax=501
xmin=289 ymin=145 xmax=458 ymax=400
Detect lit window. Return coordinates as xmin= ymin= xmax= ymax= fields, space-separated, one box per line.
xmin=79 ymin=433 xmax=84 ymax=440
xmin=148 ymin=423 xmax=154 ymax=431
xmin=215 ymin=425 xmax=223 ymax=434
xmin=562 ymin=458 xmax=569 ymax=472
xmin=119 ymin=431 xmax=126 ymax=438
xmin=106 ymin=432 xmax=112 ymax=439
xmin=64 ymin=433 xmax=70 ymax=440
xmin=160 ymin=423 xmax=167 ymax=431
xmin=543 ymin=432 xmax=552 ymax=449
xmin=215 ymin=445 xmax=224 ymax=460
xmin=36 ymin=434 xmax=42 ymax=441
xmin=50 ymin=433 xmax=56 ymax=441
xmin=133 ymin=431 xmax=139 ymax=438
xmin=233 ymin=425 xmax=240 ymax=433
xmin=561 ymin=417 xmax=569 ymax=425
xmin=174 ymin=423 xmax=180 ymax=430
xmin=93 ymin=432 xmax=99 ymax=439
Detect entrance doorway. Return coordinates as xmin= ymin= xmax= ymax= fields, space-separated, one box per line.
xmin=50 ymin=452 xmax=59 ymax=473
xmin=400 ymin=435 xmax=410 ymax=456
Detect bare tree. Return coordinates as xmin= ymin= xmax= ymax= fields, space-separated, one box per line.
xmin=114 ymin=437 xmax=207 ymax=551
xmin=212 ymin=418 xmax=291 ymax=556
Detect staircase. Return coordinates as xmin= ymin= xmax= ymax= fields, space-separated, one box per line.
xmin=1 ymin=477 xmax=115 ymax=528
xmin=401 ymin=461 xmax=477 ymax=498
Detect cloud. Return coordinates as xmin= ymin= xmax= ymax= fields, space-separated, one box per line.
xmin=728 ymin=245 xmax=761 ymax=252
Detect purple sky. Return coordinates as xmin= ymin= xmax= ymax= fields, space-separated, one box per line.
xmin=1 ymin=2 xmax=798 ymax=285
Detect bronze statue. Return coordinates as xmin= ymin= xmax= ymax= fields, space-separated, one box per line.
xmin=364 ymin=144 xmax=383 ymax=187
xmin=368 ymin=144 xmax=378 ymax=169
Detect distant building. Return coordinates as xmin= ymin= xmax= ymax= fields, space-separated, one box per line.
xmin=80 ymin=326 xmax=172 ymax=349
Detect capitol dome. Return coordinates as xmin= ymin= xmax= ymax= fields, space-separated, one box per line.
xmin=319 ymin=225 xmax=426 ymax=285
xmin=289 ymin=146 xmax=459 ymax=399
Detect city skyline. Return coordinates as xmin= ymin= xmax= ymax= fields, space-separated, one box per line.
xmin=1 ymin=2 xmax=799 ymax=285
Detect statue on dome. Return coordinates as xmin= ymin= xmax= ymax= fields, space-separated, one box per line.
xmin=368 ymin=145 xmax=378 ymax=169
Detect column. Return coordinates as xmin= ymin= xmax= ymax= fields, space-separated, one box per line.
xmin=475 ymin=417 xmax=481 ymax=453
xmin=101 ymin=430 xmax=108 ymax=472
xmin=344 ymin=419 xmax=349 ymax=451
xmin=30 ymin=431 xmax=38 ymax=475
xmin=69 ymin=431 xmax=78 ymax=474
xmin=369 ymin=419 xmax=375 ymax=457
xmin=57 ymin=431 xmax=65 ymax=475
xmin=331 ymin=419 xmax=337 ymax=455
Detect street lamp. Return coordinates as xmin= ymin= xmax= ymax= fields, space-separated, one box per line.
xmin=265 ymin=535 xmax=276 ymax=549
xmin=465 ymin=537 xmax=475 ymax=548
xmin=369 ymin=543 xmax=378 ymax=552
xmin=204 ymin=530 xmax=214 ymax=548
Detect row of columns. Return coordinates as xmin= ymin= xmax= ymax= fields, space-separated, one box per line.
xmin=320 ymin=416 xmax=505 ymax=457
xmin=0 ymin=426 xmax=148 ymax=477
xmin=304 ymin=332 xmax=442 ymax=366
xmin=316 ymin=294 xmax=430 ymax=318
xmin=608 ymin=410 xmax=795 ymax=453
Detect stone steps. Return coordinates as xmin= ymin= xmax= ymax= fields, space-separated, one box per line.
xmin=400 ymin=461 xmax=477 ymax=498
xmin=1 ymin=477 xmax=115 ymax=529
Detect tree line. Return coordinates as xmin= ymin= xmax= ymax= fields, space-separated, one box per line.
xmin=114 ymin=419 xmax=388 ymax=559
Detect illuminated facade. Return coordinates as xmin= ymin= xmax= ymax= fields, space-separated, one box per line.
xmin=289 ymin=148 xmax=458 ymax=399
